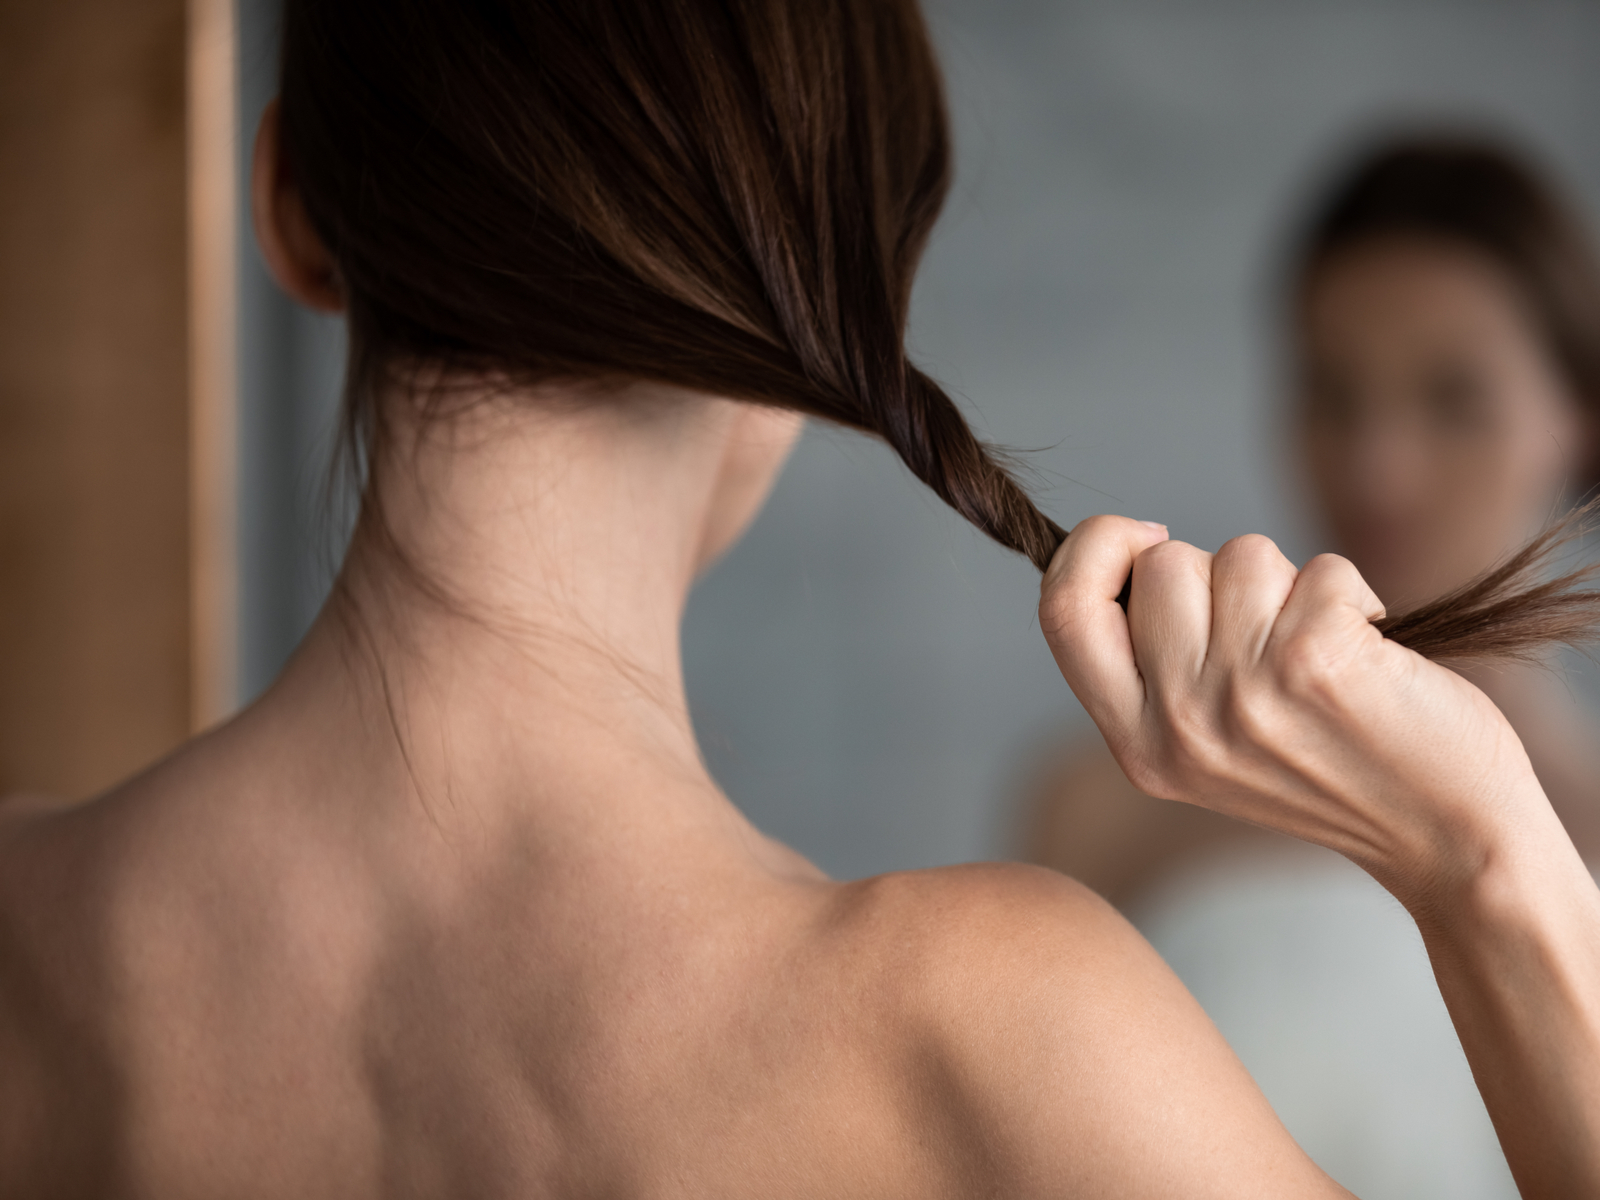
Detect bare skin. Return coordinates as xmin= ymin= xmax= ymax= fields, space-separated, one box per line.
xmin=0 ymin=403 xmax=1335 ymax=1197
xmin=1027 ymin=658 xmax=1600 ymax=909
xmin=3 ymin=111 xmax=1600 ymax=1199
xmin=1029 ymin=237 xmax=1600 ymax=908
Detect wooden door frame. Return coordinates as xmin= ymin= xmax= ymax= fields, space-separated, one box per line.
xmin=189 ymin=0 xmax=239 ymax=730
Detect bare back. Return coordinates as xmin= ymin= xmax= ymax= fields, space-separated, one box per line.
xmin=0 ymin=782 xmax=940 ymax=1196
xmin=0 ymin=754 xmax=1339 ymax=1200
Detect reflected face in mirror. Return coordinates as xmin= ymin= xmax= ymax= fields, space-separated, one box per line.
xmin=1295 ymin=236 xmax=1592 ymax=612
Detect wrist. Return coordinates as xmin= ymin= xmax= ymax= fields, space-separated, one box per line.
xmin=1400 ymin=791 xmax=1593 ymax=949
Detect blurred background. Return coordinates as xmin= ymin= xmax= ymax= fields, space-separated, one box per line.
xmin=8 ymin=2 xmax=1600 ymax=1196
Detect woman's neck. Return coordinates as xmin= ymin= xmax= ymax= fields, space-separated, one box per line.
xmin=240 ymin=382 xmax=808 ymax=874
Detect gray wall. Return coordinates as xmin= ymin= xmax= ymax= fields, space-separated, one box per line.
xmin=236 ymin=0 xmax=1600 ymax=880
xmin=236 ymin=0 xmax=346 ymax=702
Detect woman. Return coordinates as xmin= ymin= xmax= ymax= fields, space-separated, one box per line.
xmin=1 ymin=8 xmax=1597 ymax=1197
xmin=1026 ymin=136 xmax=1600 ymax=1197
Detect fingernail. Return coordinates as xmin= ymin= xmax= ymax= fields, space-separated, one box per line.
xmin=1139 ymin=520 xmax=1167 ymax=531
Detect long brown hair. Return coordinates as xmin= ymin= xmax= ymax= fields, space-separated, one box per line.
xmin=280 ymin=4 xmax=1599 ymax=661
xmin=279 ymin=0 xmax=1062 ymax=570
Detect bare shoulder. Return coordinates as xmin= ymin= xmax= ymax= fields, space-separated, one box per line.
xmin=0 ymin=772 xmax=208 ymax=1041
xmin=0 ymin=786 xmax=130 ymax=891
xmin=0 ymin=784 xmax=135 ymax=910
xmin=830 ymin=862 xmax=1181 ymax=1048
xmin=0 ymin=762 xmax=349 ymax=1195
xmin=0 ymin=785 xmax=134 ymax=1017
xmin=827 ymin=862 xmax=1346 ymax=1200
xmin=0 ymin=787 xmax=86 ymax=833
xmin=0 ymin=790 xmax=128 ymax=1195
xmin=0 ymin=790 xmax=94 ymax=932
xmin=831 ymin=861 xmax=1136 ymax=991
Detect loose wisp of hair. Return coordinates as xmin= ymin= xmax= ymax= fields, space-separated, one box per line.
xmin=279 ymin=1 xmax=1600 ymax=666
xmin=1376 ymin=496 xmax=1600 ymax=663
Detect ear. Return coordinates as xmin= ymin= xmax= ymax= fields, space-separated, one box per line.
xmin=251 ymin=98 xmax=344 ymax=313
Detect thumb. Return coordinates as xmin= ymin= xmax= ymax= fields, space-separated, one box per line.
xmin=1039 ymin=515 xmax=1168 ymax=732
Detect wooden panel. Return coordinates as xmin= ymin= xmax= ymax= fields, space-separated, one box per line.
xmin=0 ymin=0 xmax=197 ymax=797
xmin=190 ymin=0 xmax=239 ymax=729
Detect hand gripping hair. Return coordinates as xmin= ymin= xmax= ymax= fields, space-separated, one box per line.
xmin=280 ymin=0 xmax=1600 ymax=662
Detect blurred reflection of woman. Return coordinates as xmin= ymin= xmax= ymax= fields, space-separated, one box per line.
xmin=1026 ymin=134 xmax=1600 ymax=1200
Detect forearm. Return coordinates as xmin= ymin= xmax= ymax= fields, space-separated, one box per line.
xmin=1038 ymin=518 xmax=1600 ymax=1193
xmin=1412 ymin=808 xmax=1600 ymax=1199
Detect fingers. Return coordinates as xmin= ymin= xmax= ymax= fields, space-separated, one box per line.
xmin=1207 ymin=534 xmax=1301 ymax=671
xmin=1126 ymin=539 xmax=1214 ymax=700
xmin=1039 ymin=516 xmax=1168 ymax=730
xmin=1267 ymin=553 xmax=1388 ymax=697
xmin=1279 ymin=553 xmax=1385 ymax=623
xmin=1043 ymin=524 xmax=1385 ymax=782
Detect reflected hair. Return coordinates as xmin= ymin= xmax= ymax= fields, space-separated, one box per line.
xmin=1290 ymin=134 xmax=1600 ymax=658
xmin=280 ymin=7 xmax=1599 ymax=661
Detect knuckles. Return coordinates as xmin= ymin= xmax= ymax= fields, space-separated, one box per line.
xmin=1037 ymin=580 xmax=1087 ymax=642
xmin=1298 ymin=552 xmax=1359 ymax=599
xmin=1300 ymin=552 xmax=1384 ymax=618
xmin=1150 ymin=688 xmax=1211 ymax=757
xmin=1139 ymin=688 xmax=1236 ymax=796
xmin=1213 ymin=533 xmax=1299 ymax=610
xmin=1070 ymin=514 xmax=1138 ymax=542
xmin=1266 ymin=622 xmax=1362 ymax=713
xmin=1133 ymin=536 xmax=1204 ymax=578
xmin=1135 ymin=692 xmax=1288 ymax=806
xmin=1214 ymin=532 xmax=1282 ymax=568
xmin=1268 ymin=556 xmax=1377 ymax=705
xmin=1049 ymin=521 xmax=1377 ymax=803
xmin=1120 ymin=543 xmax=1381 ymax=805
xmin=1037 ymin=514 xmax=1149 ymax=638
xmin=1224 ymin=675 xmax=1289 ymax=751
